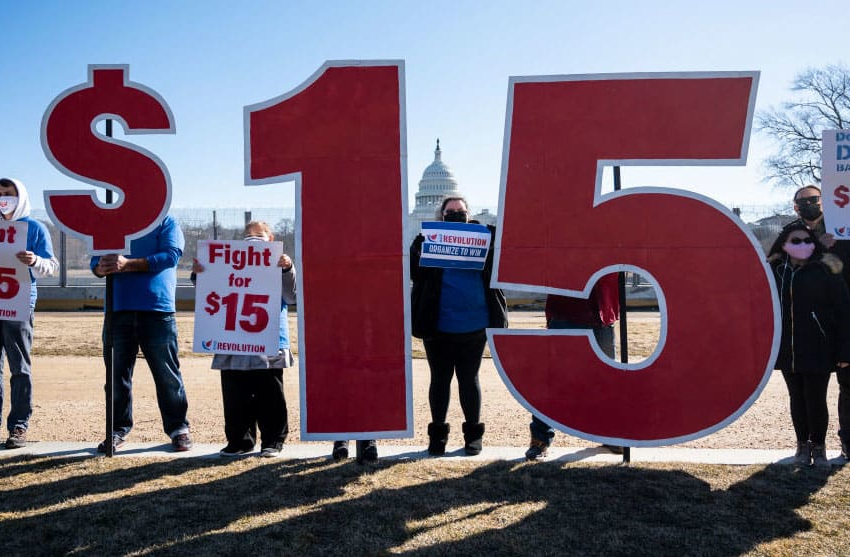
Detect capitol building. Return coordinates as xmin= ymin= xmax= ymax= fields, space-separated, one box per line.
xmin=408 ymin=139 xmax=496 ymax=243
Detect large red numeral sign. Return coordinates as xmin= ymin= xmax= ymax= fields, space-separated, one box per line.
xmin=245 ymin=61 xmax=412 ymax=439
xmin=41 ymin=65 xmax=175 ymax=253
xmin=490 ymin=73 xmax=779 ymax=445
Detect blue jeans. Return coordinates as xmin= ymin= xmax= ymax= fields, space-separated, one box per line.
xmin=105 ymin=311 xmax=189 ymax=438
xmin=0 ymin=311 xmax=34 ymax=432
xmin=529 ymin=320 xmax=616 ymax=445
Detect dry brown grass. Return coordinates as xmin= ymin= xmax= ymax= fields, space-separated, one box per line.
xmin=2 ymin=311 xmax=849 ymax=555
xmin=0 ymin=456 xmax=847 ymax=555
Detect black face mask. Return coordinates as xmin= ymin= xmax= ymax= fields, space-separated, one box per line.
xmin=443 ymin=211 xmax=468 ymax=223
xmin=798 ymin=203 xmax=822 ymax=221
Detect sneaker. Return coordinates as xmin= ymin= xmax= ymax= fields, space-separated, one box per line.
xmin=525 ymin=439 xmax=549 ymax=461
xmin=260 ymin=443 xmax=284 ymax=458
xmin=332 ymin=441 xmax=349 ymax=460
xmin=219 ymin=444 xmax=252 ymax=457
xmin=811 ymin=444 xmax=830 ymax=468
xmin=5 ymin=427 xmax=27 ymax=449
xmin=793 ymin=442 xmax=811 ymax=466
xmin=172 ymin=433 xmax=193 ymax=452
xmin=357 ymin=440 xmax=378 ymax=463
xmin=97 ymin=435 xmax=126 ymax=453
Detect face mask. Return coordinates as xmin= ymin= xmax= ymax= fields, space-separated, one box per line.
xmin=443 ymin=210 xmax=468 ymax=223
xmin=783 ymin=241 xmax=815 ymax=260
xmin=244 ymin=234 xmax=269 ymax=242
xmin=797 ymin=203 xmax=822 ymax=221
xmin=0 ymin=196 xmax=17 ymax=215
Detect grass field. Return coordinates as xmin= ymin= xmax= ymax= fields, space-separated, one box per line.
xmin=1 ymin=311 xmax=849 ymax=555
xmin=0 ymin=456 xmax=848 ymax=555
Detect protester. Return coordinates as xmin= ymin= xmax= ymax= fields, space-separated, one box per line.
xmin=524 ymin=278 xmax=622 ymax=461
xmin=0 ymin=178 xmax=59 ymax=449
xmin=768 ymin=221 xmax=850 ymax=467
xmin=91 ymin=215 xmax=192 ymax=452
xmin=410 ymin=196 xmax=507 ymax=456
xmin=788 ymin=185 xmax=850 ymax=462
xmin=193 ymin=221 xmax=295 ymax=457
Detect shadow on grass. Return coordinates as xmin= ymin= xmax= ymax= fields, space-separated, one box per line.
xmin=0 ymin=456 xmax=841 ymax=555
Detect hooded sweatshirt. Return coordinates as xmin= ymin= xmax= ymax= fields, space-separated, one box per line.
xmin=4 ymin=179 xmax=59 ymax=307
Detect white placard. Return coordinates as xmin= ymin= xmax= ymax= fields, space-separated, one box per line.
xmin=822 ymin=129 xmax=850 ymax=237
xmin=193 ymin=239 xmax=284 ymax=356
xmin=0 ymin=221 xmax=31 ymax=322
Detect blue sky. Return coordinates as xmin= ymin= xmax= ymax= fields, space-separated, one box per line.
xmin=1 ymin=1 xmax=846 ymax=218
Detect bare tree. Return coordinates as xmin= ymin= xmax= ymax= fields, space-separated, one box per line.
xmin=757 ymin=64 xmax=850 ymax=188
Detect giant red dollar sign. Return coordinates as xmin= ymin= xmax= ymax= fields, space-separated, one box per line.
xmin=41 ymin=65 xmax=175 ymax=253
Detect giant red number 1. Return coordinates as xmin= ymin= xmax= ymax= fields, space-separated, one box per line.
xmin=490 ymin=73 xmax=779 ymax=445
xmin=245 ymin=61 xmax=412 ymax=439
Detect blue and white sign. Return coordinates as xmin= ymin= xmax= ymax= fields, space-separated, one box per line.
xmin=419 ymin=221 xmax=491 ymax=270
xmin=823 ymin=129 xmax=850 ymax=238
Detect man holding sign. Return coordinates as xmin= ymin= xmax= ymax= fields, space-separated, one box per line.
xmin=91 ymin=215 xmax=191 ymax=452
xmin=0 ymin=178 xmax=58 ymax=449
xmin=788 ymin=184 xmax=850 ymax=462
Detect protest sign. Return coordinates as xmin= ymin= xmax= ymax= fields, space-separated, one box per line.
xmin=193 ymin=239 xmax=284 ymax=356
xmin=822 ymin=129 xmax=850 ymax=237
xmin=0 ymin=221 xmax=32 ymax=322
xmin=419 ymin=222 xmax=491 ymax=270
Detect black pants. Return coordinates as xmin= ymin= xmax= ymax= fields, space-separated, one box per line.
xmin=781 ymin=370 xmax=830 ymax=445
xmin=424 ymin=330 xmax=487 ymax=424
xmin=837 ymin=368 xmax=850 ymax=444
xmin=220 ymin=369 xmax=288 ymax=449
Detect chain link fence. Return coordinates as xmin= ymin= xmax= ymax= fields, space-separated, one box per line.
xmin=31 ymin=204 xmax=794 ymax=288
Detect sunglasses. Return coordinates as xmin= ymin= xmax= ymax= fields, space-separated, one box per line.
xmin=795 ymin=195 xmax=821 ymax=205
xmin=788 ymin=237 xmax=814 ymax=245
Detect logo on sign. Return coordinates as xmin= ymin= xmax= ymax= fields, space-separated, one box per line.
xmin=835 ymin=185 xmax=850 ymax=208
xmin=202 ymin=339 xmax=216 ymax=351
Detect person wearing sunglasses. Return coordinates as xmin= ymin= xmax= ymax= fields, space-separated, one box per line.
xmin=789 ymin=185 xmax=850 ymax=463
xmin=768 ymin=221 xmax=850 ymax=467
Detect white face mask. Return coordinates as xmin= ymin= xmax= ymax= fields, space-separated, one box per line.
xmin=0 ymin=196 xmax=18 ymax=215
xmin=244 ymin=234 xmax=269 ymax=242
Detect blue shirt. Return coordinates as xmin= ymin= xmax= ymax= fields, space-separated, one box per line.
xmin=437 ymin=268 xmax=489 ymax=333
xmin=20 ymin=216 xmax=56 ymax=307
xmin=90 ymin=216 xmax=184 ymax=312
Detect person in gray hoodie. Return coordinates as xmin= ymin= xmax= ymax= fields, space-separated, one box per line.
xmin=0 ymin=178 xmax=59 ymax=449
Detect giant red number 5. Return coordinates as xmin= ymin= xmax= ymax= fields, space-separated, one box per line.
xmin=490 ymin=72 xmax=779 ymax=445
xmin=245 ymin=61 xmax=412 ymax=439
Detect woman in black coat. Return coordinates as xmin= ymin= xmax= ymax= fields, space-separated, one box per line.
xmin=410 ymin=196 xmax=507 ymax=456
xmin=768 ymin=221 xmax=850 ymax=467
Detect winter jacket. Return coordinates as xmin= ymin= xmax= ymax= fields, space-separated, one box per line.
xmin=545 ymin=273 xmax=620 ymax=327
xmin=410 ymin=223 xmax=508 ymax=339
xmin=771 ymin=253 xmax=850 ymax=373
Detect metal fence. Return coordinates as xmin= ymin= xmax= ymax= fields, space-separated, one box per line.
xmin=30 ymin=204 xmax=792 ymax=288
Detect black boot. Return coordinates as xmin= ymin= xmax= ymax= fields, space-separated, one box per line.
xmin=462 ymin=422 xmax=485 ymax=455
xmin=427 ymin=423 xmax=450 ymax=456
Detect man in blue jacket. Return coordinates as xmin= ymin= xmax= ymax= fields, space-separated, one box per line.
xmin=91 ymin=215 xmax=192 ymax=452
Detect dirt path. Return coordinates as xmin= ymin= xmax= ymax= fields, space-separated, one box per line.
xmin=12 ymin=312 xmax=842 ymax=451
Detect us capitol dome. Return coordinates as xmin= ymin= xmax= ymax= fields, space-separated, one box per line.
xmin=408 ymin=139 xmax=496 ymax=243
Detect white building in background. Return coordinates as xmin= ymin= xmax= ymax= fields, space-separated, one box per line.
xmin=408 ymin=139 xmax=496 ymax=243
